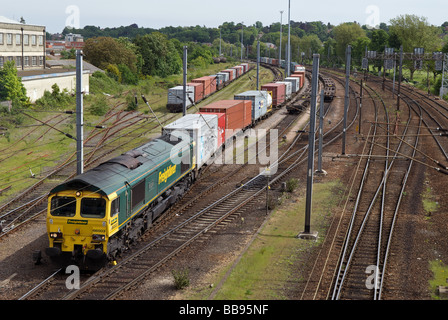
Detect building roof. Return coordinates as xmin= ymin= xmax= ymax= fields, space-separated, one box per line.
xmin=46 ymin=59 xmax=103 ymax=73
xmin=0 ymin=16 xmax=45 ymax=28
xmin=0 ymin=16 xmax=20 ymax=24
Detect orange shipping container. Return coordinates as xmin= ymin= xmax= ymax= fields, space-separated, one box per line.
xmin=187 ymin=82 xmax=204 ymax=102
xmin=192 ymin=76 xmax=216 ymax=97
xmin=199 ymin=100 xmax=252 ymax=135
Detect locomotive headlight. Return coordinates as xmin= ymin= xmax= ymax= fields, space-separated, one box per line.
xmin=50 ymin=232 xmax=63 ymax=239
xmin=92 ymin=234 xmax=106 ymax=241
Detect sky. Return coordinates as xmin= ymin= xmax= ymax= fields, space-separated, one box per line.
xmin=2 ymin=0 xmax=447 ymax=33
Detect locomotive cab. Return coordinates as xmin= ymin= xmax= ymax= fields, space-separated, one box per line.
xmin=46 ymin=190 xmax=112 ymax=265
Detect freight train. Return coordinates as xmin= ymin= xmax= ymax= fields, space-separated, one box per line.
xmin=45 ymin=59 xmax=310 ymax=270
xmin=166 ymin=63 xmax=251 ymax=113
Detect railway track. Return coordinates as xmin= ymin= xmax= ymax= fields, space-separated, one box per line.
xmin=19 ymin=66 xmax=335 ymax=300
xmin=299 ymin=68 xmax=448 ymax=300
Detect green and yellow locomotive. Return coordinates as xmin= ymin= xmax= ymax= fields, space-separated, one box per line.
xmin=46 ymin=134 xmax=196 ymax=269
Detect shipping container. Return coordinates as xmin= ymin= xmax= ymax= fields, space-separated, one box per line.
xmin=164 ymin=114 xmax=218 ymax=170
xmin=294 ymin=65 xmax=306 ymax=72
xmin=187 ymin=82 xmax=204 ymax=102
xmin=199 ymin=100 xmax=252 ymax=136
xmin=277 ymin=81 xmax=292 ymax=100
xmin=167 ymin=85 xmax=195 ymax=112
xmin=290 ymin=73 xmax=304 ymax=88
xmin=240 ymin=63 xmax=249 ymax=73
xmin=234 ymin=90 xmax=272 ymax=122
xmin=199 ymin=112 xmax=226 ymax=148
xmin=231 ymin=66 xmax=243 ymax=78
xmin=222 ymin=69 xmax=236 ymax=81
xmin=210 ymin=75 xmax=221 ymax=90
xmin=192 ymin=76 xmax=216 ymax=97
xmin=271 ymin=59 xmax=279 ymax=66
xmin=284 ymin=77 xmax=300 ymax=93
xmin=261 ymin=83 xmax=286 ymax=107
xmin=217 ymin=72 xmax=229 ymax=83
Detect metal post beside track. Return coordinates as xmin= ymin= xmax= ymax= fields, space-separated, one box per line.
xmin=183 ymin=46 xmax=187 ymax=116
xmin=76 ymin=50 xmax=84 ymax=176
xmin=316 ymin=89 xmax=326 ymax=175
xmin=298 ymin=53 xmax=319 ymax=241
xmin=342 ymin=45 xmax=351 ymax=155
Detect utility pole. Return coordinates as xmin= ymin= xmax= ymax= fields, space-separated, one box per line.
xmin=183 ymin=46 xmax=188 ymax=116
xmin=286 ymin=0 xmax=291 ymax=77
xmin=316 ymin=89 xmax=326 ymax=175
xmin=397 ymin=46 xmax=403 ymax=111
xmin=241 ymin=22 xmax=244 ymax=62
xmin=257 ymin=40 xmax=260 ymax=90
xmin=441 ymin=53 xmax=448 ymax=99
xmin=279 ymin=11 xmax=283 ymax=63
xmin=76 ymin=50 xmax=84 ymax=176
xmin=298 ymin=54 xmax=320 ymax=241
xmin=342 ymin=45 xmax=351 ymax=155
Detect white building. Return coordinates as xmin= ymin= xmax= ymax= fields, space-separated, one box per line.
xmin=0 ymin=16 xmax=46 ymax=70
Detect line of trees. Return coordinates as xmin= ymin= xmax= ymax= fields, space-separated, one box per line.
xmin=63 ymin=14 xmax=448 ymax=86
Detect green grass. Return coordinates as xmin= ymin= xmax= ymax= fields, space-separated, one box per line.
xmin=187 ymin=180 xmax=343 ymax=300
xmin=429 ymin=260 xmax=448 ymax=299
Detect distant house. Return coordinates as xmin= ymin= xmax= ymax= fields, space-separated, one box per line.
xmin=0 ymin=16 xmax=46 ymax=70
xmin=46 ymin=33 xmax=84 ymax=55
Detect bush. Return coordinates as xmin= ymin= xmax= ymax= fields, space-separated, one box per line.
xmin=172 ymin=268 xmax=190 ymax=290
xmin=286 ymin=178 xmax=299 ymax=193
xmin=34 ymin=83 xmax=74 ymax=110
xmin=89 ymin=95 xmax=109 ymax=116
xmin=118 ymin=64 xmax=139 ymax=85
xmin=89 ymin=71 xmax=121 ymax=95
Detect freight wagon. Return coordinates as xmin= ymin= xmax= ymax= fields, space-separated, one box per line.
xmin=166 ymin=63 xmax=253 ymax=113
xmin=199 ymin=100 xmax=252 ymax=139
xmin=234 ymin=90 xmax=272 ymax=123
xmin=261 ymin=83 xmax=286 ymax=107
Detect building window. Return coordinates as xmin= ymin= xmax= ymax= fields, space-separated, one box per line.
xmin=0 ymin=33 xmax=3 ymax=45
xmin=0 ymin=57 xmax=3 ymax=68
xmin=39 ymin=56 xmax=43 ymax=66
xmin=24 ymin=34 xmax=29 ymax=45
xmin=32 ymin=56 xmax=37 ymax=66
xmin=6 ymin=33 xmax=12 ymax=45
xmin=16 ymin=34 xmax=21 ymax=45
xmin=38 ymin=35 xmax=43 ymax=46
xmin=16 ymin=56 xmax=22 ymax=67
xmin=24 ymin=56 xmax=29 ymax=66
xmin=31 ymin=35 xmax=36 ymax=46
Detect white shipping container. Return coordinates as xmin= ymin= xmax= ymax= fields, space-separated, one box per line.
xmin=217 ymin=72 xmax=229 ymax=83
xmin=277 ymin=81 xmax=292 ymax=99
xmin=167 ymin=86 xmax=195 ymax=108
xmin=164 ymin=114 xmax=218 ymax=170
xmin=284 ymin=77 xmax=300 ymax=93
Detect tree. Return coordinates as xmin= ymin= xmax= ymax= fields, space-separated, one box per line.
xmin=84 ymin=37 xmax=138 ymax=73
xmin=370 ymin=29 xmax=389 ymax=52
xmin=390 ymin=15 xmax=442 ymax=79
xmin=333 ymin=23 xmax=366 ymax=58
xmin=133 ymin=33 xmax=182 ymax=77
xmin=0 ymin=61 xmax=28 ymax=107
